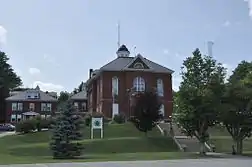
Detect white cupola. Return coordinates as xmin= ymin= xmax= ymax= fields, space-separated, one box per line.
xmin=116 ymin=44 xmax=130 ymax=57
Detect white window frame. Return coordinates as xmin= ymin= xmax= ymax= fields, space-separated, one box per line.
xmin=41 ymin=103 xmax=52 ymax=112
xmin=134 ymin=62 xmax=144 ymax=69
xmin=112 ymin=77 xmax=119 ymax=96
xmin=29 ymin=103 xmax=35 ymax=110
xmin=12 ymin=103 xmax=23 ymax=111
xmin=157 ymin=79 xmax=164 ymax=96
xmin=81 ymin=102 xmax=86 ymax=110
xmin=17 ymin=114 xmax=22 ymax=122
xmin=160 ymin=104 xmax=165 ymax=117
xmin=11 ymin=114 xmax=16 ymax=122
xmin=12 ymin=103 xmax=17 ymax=111
xmin=133 ymin=77 xmax=145 ymax=92
xmin=74 ymin=102 xmax=79 ymax=109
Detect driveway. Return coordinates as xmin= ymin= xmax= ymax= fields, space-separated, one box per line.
xmin=0 ymin=131 xmax=15 ymax=138
xmin=0 ymin=158 xmax=252 ymax=167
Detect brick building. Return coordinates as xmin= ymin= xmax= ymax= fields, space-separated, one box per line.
xmin=86 ymin=45 xmax=174 ymax=119
xmin=5 ymin=86 xmax=57 ymax=123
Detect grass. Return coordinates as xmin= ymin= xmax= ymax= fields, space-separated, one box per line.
xmin=0 ymin=123 xmax=194 ymax=165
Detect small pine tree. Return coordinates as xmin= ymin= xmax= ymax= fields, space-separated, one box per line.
xmin=50 ymin=100 xmax=84 ymax=159
xmin=131 ymin=90 xmax=162 ymax=136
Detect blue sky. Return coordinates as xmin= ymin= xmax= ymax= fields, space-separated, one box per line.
xmin=0 ymin=0 xmax=252 ymax=92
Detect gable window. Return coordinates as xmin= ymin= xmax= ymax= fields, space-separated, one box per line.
xmin=157 ymin=79 xmax=164 ymax=96
xmin=134 ymin=62 xmax=144 ymax=69
xmin=41 ymin=103 xmax=52 ymax=112
xmin=12 ymin=103 xmax=23 ymax=111
xmin=112 ymin=77 xmax=119 ymax=96
xmin=133 ymin=77 xmax=145 ymax=92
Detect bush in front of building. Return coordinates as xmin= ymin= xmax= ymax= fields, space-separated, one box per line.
xmin=113 ymin=114 xmax=126 ymax=124
xmin=16 ymin=119 xmax=36 ymax=133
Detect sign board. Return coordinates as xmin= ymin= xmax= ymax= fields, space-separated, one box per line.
xmin=91 ymin=117 xmax=103 ymax=139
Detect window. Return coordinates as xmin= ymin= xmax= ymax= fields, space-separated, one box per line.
xmin=29 ymin=103 xmax=35 ymax=111
xmin=157 ymin=79 xmax=164 ymax=96
xmin=41 ymin=103 xmax=52 ymax=111
xmin=11 ymin=114 xmax=16 ymax=122
xmin=17 ymin=114 xmax=22 ymax=122
xmin=112 ymin=77 xmax=119 ymax=96
xmin=160 ymin=104 xmax=165 ymax=117
xmin=74 ymin=102 xmax=79 ymax=109
xmin=12 ymin=103 xmax=23 ymax=111
xmin=12 ymin=103 xmax=17 ymax=111
xmin=133 ymin=77 xmax=145 ymax=92
xmin=81 ymin=102 xmax=87 ymax=111
xmin=134 ymin=62 xmax=144 ymax=69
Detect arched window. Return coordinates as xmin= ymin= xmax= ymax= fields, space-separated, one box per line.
xmin=160 ymin=104 xmax=165 ymax=117
xmin=112 ymin=77 xmax=119 ymax=96
xmin=134 ymin=62 xmax=144 ymax=69
xmin=157 ymin=79 xmax=164 ymax=96
xmin=133 ymin=77 xmax=145 ymax=92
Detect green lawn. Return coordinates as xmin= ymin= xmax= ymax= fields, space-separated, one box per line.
xmin=208 ymin=125 xmax=230 ymax=137
xmin=0 ymin=123 xmax=193 ymax=165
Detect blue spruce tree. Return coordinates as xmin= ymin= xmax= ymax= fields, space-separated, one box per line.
xmin=50 ymin=100 xmax=84 ymax=159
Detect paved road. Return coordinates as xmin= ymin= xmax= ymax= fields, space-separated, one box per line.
xmin=1 ymin=158 xmax=252 ymax=167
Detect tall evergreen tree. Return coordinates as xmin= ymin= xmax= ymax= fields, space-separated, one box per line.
xmin=50 ymin=100 xmax=84 ymax=159
xmin=0 ymin=51 xmax=22 ymax=89
xmin=0 ymin=51 xmax=22 ymax=123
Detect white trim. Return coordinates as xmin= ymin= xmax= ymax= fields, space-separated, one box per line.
xmin=122 ymin=54 xmax=152 ymax=70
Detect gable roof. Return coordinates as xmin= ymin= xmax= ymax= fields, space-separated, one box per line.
xmin=100 ymin=56 xmax=174 ymax=73
xmin=70 ymin=91 xmax=87 ymax=100
xmin=122 ymin=54 xmax=152 ymax=70
xmin=86 ymin=54 xmax=174 ymax=85
xmin=5 ymin=89 xmax=58 ymax=102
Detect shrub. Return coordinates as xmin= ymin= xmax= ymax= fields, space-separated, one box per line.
xmin=113 ymin=114 xmax=125 ymax=124
xmin=16 ymin=119 xmax=36 ymax=133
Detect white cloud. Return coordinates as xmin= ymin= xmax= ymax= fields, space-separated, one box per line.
xmin=244 ymin=0 xmax=252 ymax=18
xmin=29 ymin=67 xmax=41 ymax=75
xmin=0 ymin=25 xmax=7 ymax=46
xmin=163 ymin=49 xmax=169 ymax=55
xmin=31 ymin=81 xmax=64 ymax=92
xmin=223 ymin=20 xmax=231 ymax=27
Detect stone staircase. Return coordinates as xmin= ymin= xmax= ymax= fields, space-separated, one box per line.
xmin=159 ymin=123 xmax=210 ymax=152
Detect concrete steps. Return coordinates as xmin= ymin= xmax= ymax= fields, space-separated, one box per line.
xmin=159 ymin=123 xmax=211 ymax=152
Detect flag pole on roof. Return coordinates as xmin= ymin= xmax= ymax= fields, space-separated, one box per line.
xmin=117 ymin=20 xmax=121 ymax=49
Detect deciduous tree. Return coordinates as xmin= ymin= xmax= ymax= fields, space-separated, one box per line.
xmin=131 ymin=89 xmax=162 ymax=136
xmin=220 ymin=61 xmax=252 ymax=154
xmin=176 ymin=48 xmax=226 ymax=154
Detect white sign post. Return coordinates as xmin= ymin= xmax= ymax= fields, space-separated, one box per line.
xmin=91 ymin=117 xmax=103 ymax=139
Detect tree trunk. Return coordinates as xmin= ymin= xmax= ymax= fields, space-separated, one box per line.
xmin=232 ymin=139 xmax=237 ymax=155
xmin=236 ymin=139 xmax=243 ymax=155
xmin=200 ymin=141 xmax=206 ymax=155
